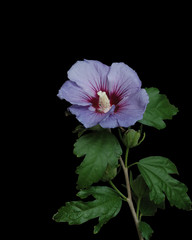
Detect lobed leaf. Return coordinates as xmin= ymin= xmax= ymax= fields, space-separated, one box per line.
xmin=130 ymin=173 xmax=165 ymax=216
xmin=130 ymin=174 xmax=148 ymax=199
xmin=139 ymin=87 xmax=179 ymax=129
xmin=137 ymin=156 xmax=191 ymax=210
xmin=74 ymin=131 xmax=122 ymax=189
xmin=53 ymin=186 xmax=122 ymax=234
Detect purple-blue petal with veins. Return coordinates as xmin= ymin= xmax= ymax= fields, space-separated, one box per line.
xmin=58 ymin=60 xmax=149 ymax=128
xmin=57 ymin=80 xmax=91 ymax=106
xmin=67 ymin=60 xmax=110 ymax=97
xmin=100 ymin=89 xmax=149 ymax=128
xmin=115 ymin=89 xmax=149 ymax=127
xmin=68 ymin=105 xmax=115 ymax=128
xmin=108 ymin=62 xmax=141 ymax=102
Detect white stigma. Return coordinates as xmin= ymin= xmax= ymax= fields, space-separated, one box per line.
xmin=97 ymin=91 xmax=111 ymax=113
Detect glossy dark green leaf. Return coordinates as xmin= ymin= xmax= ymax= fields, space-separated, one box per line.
xmin=139 ymin=191 xmax=165 ymax=216
xmin=139 ymin=221 xmax=154 ymax=240
xmin=137 ymin=156 xmax=191 ymax=210
xmin=139 ymin=87 xmax=179 ymax=129
xmin=130 ymin=174 xmax=148 ymax=199
xmin=53 ymin=186 xmax=122 ymax=234
xmin=74 ymin=131 xmax=122 ymax=189
xmin=130 ymin=173 xmax=165 ymax=216
xmin=101 ymin=164 xmax=117 ymax=182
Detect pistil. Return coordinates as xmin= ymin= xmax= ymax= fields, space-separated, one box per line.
xmin=97 ymin=91 xmax=111 ymax=113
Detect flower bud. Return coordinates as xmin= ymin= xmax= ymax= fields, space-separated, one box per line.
xmin=123 ymin=129 xmax=141 ymax=148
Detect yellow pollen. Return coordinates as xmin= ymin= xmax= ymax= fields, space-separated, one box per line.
xmin=97 ymin=91 xmax=111 ymax=113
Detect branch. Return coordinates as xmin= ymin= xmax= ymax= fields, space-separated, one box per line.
xmin=119 ymin=156 xmax=143 ymax=240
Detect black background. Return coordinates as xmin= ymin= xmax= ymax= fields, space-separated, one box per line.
xmin=42 ymin=5 xmax=192 ymax=240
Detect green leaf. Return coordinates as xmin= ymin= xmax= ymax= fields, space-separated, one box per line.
xmin=73 ymin=124 xmax=104 ymax=138
xmin=53 ymin=186 xmax=122 ymax=234
xmin=139 ymin=221 xmax=154 ymax=240
xmin=74 ymin=131 xmax=122 ymax=189
xmin=139 ymin=87 xmax=179 ymax=129
xmin=88 ymin=124 xmax=104 ymax=131
xmin=130 ymin=174 xmax=148 ymax=199
xmin=139 ymin=191 xmax=165 ymax=216
xmin=101 ymin=164 xmax=117 ymax=182
xmin=137 ymin=156 xmax=191 ymax=210
xmin=130 ymin=173 xmax=165 ymax=216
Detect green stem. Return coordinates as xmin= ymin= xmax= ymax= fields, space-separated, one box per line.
xmin=136 ymin=197 xmax=141 ymax=219
xmin=118 ymin=128 xmax=124 ymax=143
xmin=125 ymin=147 xmax=129 ymax=168
xmin=137 ymin=132 xmax=146 ymax=146
xmin=127 ymin=162 xmax=138 ymax=169
xmin=119 ymin=156 xmax=143 ymax=240
xmin=109 ymin=180 xmax=127 ymax=201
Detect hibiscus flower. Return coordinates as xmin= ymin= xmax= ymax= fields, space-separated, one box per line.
xmin=57 ymin=60 xmax=149 ymax=128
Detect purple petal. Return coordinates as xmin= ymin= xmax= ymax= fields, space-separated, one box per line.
xmin=58 ymin=60 xmax=149 ymax=129
xmin=100 ymin=89 xmax=149 ymax=128
xmin=68 ymin=105 xmax=115 ymax=128
xmin=99 ymin=113 xmax=119 ymax=128
xmin=67 ymin=60 xmax=110 ymax=97
xmin=57 ymin=80 xmax=91 ymax=106
xmin=108 ymin=63 xmax=141 ymax=100
xmin=115 ymin=89 xmax=149 ymax=127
